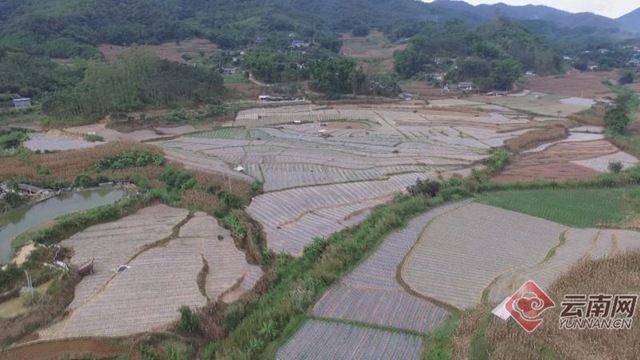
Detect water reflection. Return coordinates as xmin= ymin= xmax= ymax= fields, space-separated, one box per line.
xmin=0 ymin=188 xmax=126 ymax=264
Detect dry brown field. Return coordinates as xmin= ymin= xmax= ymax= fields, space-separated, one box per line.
xmin=525 ymin=70 xmax=617 ymax=98
xmin=454 ymin=252 xmax=640 ymax=359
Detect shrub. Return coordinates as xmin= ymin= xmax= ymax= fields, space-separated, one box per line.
xmin=608 ymin=161 xmax=623 ymax=174
xmin=95 ymin=151 xmax=164 ymax=171
xmin=4 ymin=192 xmax=25 ymax=208
xmin=222 ymin=214 xmax=246 ymax=239
xmin=250 ymin=180 xmax=263 ymax=195
xmin=407 ymin=178 xmax=441 ymax=197
xmin=179 ymin=305 xmax=200 ymax=334
xmin=619 ymin=70 xmax=635 ymax=85
xmin=486 ymin=149 xmax=511 ymax=174
xmin=83 ymin=133 xmax=104 ymax=142
xmin=74 ymin=174 xmax=97 ymax=188
xmin=218 ymin=191 xmax=244 ymax=210
xmin=161 ymin=167 xmax=197 ymax=192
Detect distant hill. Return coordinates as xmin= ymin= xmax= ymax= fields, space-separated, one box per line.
xmin=0 ymin=0 xmax=637 ymax=59
xmin=426 ymin=0 xmax=619 ymax=30
xmin=617 ymin=8 xmax=640 ymax=33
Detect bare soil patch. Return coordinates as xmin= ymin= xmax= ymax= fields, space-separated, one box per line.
xmin=525 ymin=70 xmax=617 ymax=98
xmin=0 ymin=338 xmax=134 ymax=360
xmin=340 ymin=31 xmax=406 ymax=73
xmin=401 ymin=80 xmax=451 ymax=100
xmin=495 ymin=140 xmax=622 ymax=183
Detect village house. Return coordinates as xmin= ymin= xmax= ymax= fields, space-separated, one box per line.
xmin=290 ymin=40 xmax=309 ymax=49
xmin=221 ymin=67 xmax=238 ymax=75
xmin=12 ymin=98 xmax=32 ymax=109
xmin=457 ymin=82 xmax=475 ymax=91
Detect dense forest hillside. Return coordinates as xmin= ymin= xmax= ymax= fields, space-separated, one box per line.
xmin=394 ymin=18 xmax=562 ymax=90
xmin=1 ymin=0 xmax=638 ymax=59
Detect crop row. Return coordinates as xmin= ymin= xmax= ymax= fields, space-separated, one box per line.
xmin=247 ymin=173 xmax=425 ymax=255
xmin=401 ymin=203 xmax=565 ymax=309
xmin=277 ymin=320 xmax=423 ymax=360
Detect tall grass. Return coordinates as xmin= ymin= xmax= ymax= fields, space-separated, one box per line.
xmin=423 ymin=313 xmax=460 ymax=360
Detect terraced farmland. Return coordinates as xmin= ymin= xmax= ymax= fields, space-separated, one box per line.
xmin=163 ymin=104 xmax=538 ymax=192
xmin=247 ymin=173 xmax=430 ymax=255
xmin=401 ymin=202 xmax=640 ymax=310
xmin=277 ymin=320 xmax=424 ymax=360
xmin=312 ymin=202 xmax=467 ymax=333
xmin=278 ymin=202 xmax=471 ymax=360
xmin=401 ymin=203 xmax=566 ymax=309
xmin=162 ymin=103 xmax=550 ymax=257
xmin=161 ymin=101 xmax=634 ymax=259
xmin=42 ymin=205 xmax=262 ymax=339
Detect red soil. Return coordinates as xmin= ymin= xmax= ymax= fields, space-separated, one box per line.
xmin=0 ymin=339 xmax=137 ymax=360
xmin=495 ymin=140 xmax=618 ymax=183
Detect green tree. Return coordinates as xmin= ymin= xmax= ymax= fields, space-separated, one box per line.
xmin=309 ymin=57 xmax=357 ymax=94
xmin=489 ymin=59 xmax=522 ymax=90
xmin=4 ymin=192 xmax=25 ymax=208
xmin=605 ymin=90 xmax=640 ymax=134
xmin=605 ymin=106 xmax=631 ymax=134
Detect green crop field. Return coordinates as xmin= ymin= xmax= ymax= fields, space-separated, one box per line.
xmin=477 ymin=187 xmax=640 ymax=228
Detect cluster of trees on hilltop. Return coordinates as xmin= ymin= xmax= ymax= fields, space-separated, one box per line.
xmin=42 ymin=51 xmax=223 ymax=122
xmin=395 ymin=19 xmax=563 ymax=91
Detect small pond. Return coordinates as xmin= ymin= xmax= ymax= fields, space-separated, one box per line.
xmin=0 ymin=188 xmax=126 ymax=264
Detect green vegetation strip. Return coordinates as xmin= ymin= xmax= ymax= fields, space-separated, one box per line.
xmin=470 ymin=316 xmax=490 ymax=360
xmin=216 ymin=195 xmax=446 ymax=359
xmin=477 ymin=187 xmax=638 ymax=228
xmin=423 ymin=313 xmax=460 ymax=360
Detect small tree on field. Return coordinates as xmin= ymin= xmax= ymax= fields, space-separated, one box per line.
xmin=608 ymin=161 xmax=623 ymax=174
xmin=407 ymin=179 xmax=441 ymax=197
xmin=604 ymin=106 xmax=631 ymax=135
